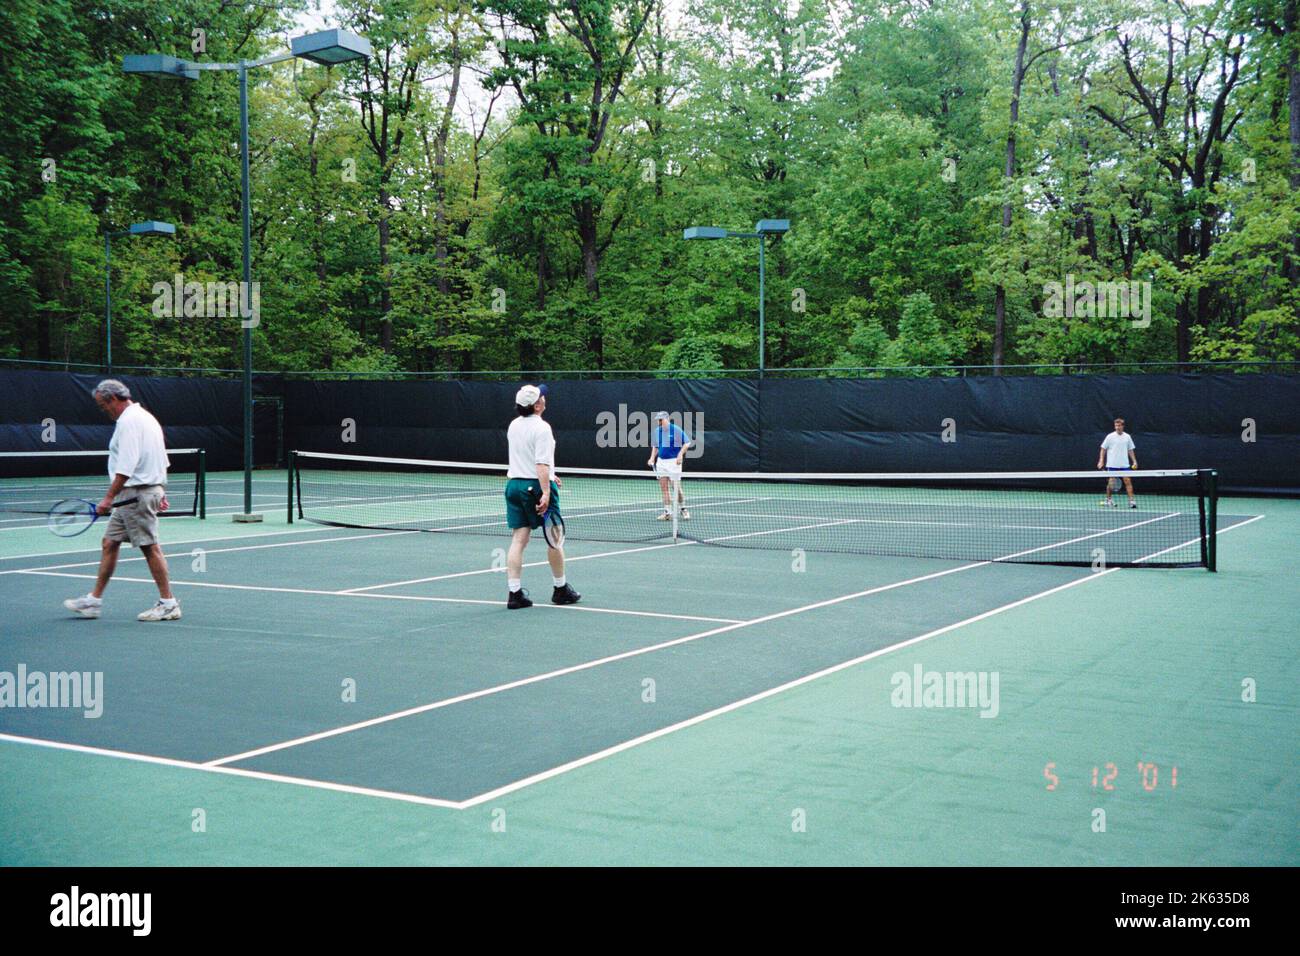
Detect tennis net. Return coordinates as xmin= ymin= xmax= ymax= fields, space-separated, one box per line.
xmin=0 ymin=448 xmax=206 ymax=522
xmin=290 ymin=451 xmax=1217 ymax=569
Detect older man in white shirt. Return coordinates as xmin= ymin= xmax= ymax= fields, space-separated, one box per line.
xmin=63 ymin=379 xmax=181 ymax=622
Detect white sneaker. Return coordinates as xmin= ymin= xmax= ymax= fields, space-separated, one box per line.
xmin=656 ymin=510 xmax=671 ymax=521
xmin=679 ymin=509 xmax=690 ymax=520
xmin=138 ymin=600 xmax=182 ymax=622
xmin=63 ymin=595 xmax=102 ymax=619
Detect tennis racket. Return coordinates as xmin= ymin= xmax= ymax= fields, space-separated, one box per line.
xmin=528 ymin=485 xmax=566 ymax=549
xmin=540 ymin=504 xmax=566 ymax=549
xmin=47 ymin=497 xmax=137 ymax=538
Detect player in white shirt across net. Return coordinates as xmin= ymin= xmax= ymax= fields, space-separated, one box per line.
xmin=1096 ymin=417 xmax=1139 ymax=509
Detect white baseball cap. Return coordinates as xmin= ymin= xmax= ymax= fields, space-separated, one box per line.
xmin=515 ymin=384 xmax=547 ymax=406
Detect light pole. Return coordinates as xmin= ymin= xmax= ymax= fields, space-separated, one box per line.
xmin=682 ymin=219 xmax=790 ymax=377
xmin=122 ymin=29 xmax=371 ymax=521
xmin=104 ymin=221 xmax=176 ymax=373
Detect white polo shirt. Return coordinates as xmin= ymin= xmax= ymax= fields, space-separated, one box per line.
xmin=1101 ymin=431 xmax=1136 ymax=468
xmin=507 ymin=414 xmax=555 ymax=480
xmin=108 ymin=403 xmax=170 ymax=486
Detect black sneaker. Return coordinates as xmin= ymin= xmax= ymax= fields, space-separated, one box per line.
xmin=507 ymin=589 xmax=533 ymax=609
xmin=552 ymin=583 xmax=581 ymax=605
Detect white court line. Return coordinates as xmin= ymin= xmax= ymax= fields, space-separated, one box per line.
xmin=698 ymin=510 xmax=1114 ymax=533
xmin=204 ymin=489 xmax=293 ymax=498
xmin=288 ymin=489 xmax=500 ymax=507
xmin=0 ymin=564 xmax=1117 ymax=812
xmin=0 ymin=504 xmax=1266 ymax=810
xmin=0 ymin=522 xmax=406 ymax=563
xmin=16 ymin=571 xmax=741 ymax=625
xmin=2 ymin=516 xmax=708 ymax=607
xmin=0 ymin=527 xmax=419 ymax=571
xmin=0 ymin=733 xmax=461 ymax=810
xmin=679 ymin=510 xmax=1178 ymax=556
xmin=339 ymin=503 xmax=1030 ymax=595
xmin=235 ymin=506 xmax=1166 ymax=597
xmin=1132 ymin=513 xmax=1265 ymax=564
xmin=994 ymin=511 xmax=1179 ymax=561
xmin=695 ymin=518 xmax=862 ymax=543
xmin=202 ymin=511 xmax=1195 ymax=769
xmin=301 ymin=495 xmax=771 ymax=537
xmin=338 ymin=538 xmax=698 ymax=592
xmin=456 ymin=568 xmax=1119 ymax=807
xmin=202 ymin=560 xmax=989 ymax=768
xmin=0 ymin=508 xmax=205 ymax=533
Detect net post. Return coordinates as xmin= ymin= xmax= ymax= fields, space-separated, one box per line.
xmin=1204 ymin=469 xmax=1218 ymax=572
xmin=198 ymin=449 xmax=206 ymax=519
xmin=287 ymin=450 xmax=296 ymax=524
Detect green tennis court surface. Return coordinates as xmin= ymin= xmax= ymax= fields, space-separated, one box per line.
xmin=1 ymin=468 xmax=1294 ymax=865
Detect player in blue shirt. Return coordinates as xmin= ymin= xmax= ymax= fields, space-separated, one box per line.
xmin=647 ymin=411 xmax=691 ymax=521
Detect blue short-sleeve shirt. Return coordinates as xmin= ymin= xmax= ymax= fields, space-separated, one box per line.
xmin=652 ymin=423 xmax=691 ymax=459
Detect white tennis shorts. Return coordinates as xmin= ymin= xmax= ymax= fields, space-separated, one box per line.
xmin=654 ymin=459 xmax=683 ymax=481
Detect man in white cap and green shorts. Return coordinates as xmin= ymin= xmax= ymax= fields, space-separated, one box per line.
xmin=504 ymin=383 xmax=581 ymax=609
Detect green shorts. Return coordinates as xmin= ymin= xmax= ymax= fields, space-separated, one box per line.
xmin=505 ymin=478 xmax=559 ymax=530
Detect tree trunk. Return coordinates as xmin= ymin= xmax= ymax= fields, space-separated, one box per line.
xmin=653 ymin=6 xmax=665 ymax=203
xmin=1286 ymin=0 xmax=1300 ymax=282
xmin=1176 ymin=222 xmax=1192 ymax=362
xmin=578 ymin=197 xmax=602 ymax=369
xmin=537 ymin=234 xmax=548 ymax=311
xmin=432 ymin=34 xmax=463 ymax=369
xmin=378 ymin=187 xmax=392 ymax=353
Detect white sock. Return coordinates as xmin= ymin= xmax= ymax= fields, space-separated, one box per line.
xmin=85 ymin=593 xmax=102 ymax=605
xmin=553 ymin=575 xmax=566 ymax=588
xmin=508 ymin=579 xmax=521 ymax=593
xmin=160 ymin=597 xmax=178 ymax=607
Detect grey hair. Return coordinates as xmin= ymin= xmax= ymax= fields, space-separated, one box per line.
xmin=93 ymin=379 xmax=131 ymax=401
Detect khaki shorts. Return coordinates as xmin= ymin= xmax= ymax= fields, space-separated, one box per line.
xmin=103 ymin=485 xmax=166 ymax=547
